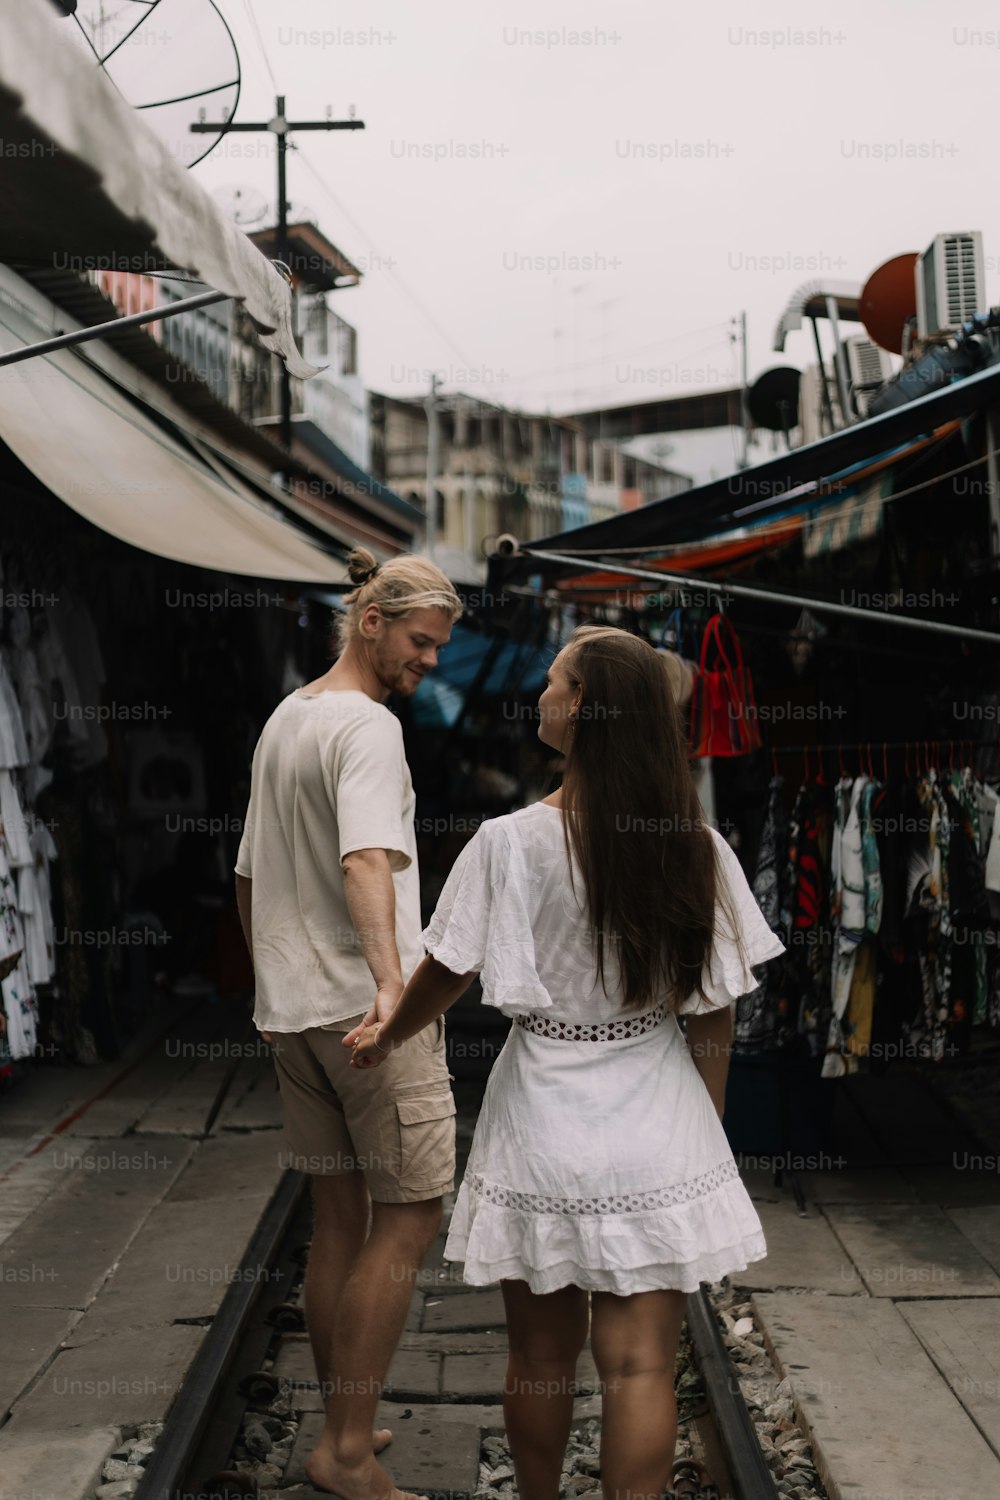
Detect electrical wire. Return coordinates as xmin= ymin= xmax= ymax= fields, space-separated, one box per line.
xmin=511 ymin=320 xmax=735 ymax=385
xmin=240 ymin=0 xmax=279 ymax=92
xmin=517 ymin=339 xmax=738 ymax=408
xmin=294 ymin=145 xmax=513 ymax=411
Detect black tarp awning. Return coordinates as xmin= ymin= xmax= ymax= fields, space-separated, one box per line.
xmin=492 ymin=357 xmax=1000 ymax=584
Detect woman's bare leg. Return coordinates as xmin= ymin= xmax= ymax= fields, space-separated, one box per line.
xmin=500 ymin=1279 xmax=590 ymax=1500
xmin=590 ymin=1288 xmax=687 ymax=1500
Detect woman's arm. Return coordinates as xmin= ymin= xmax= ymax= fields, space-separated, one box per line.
xmin=682 ymin=1004 xmax=733 ymax=1120
xmin=345 ymin=954 xmax=476 ymax=1066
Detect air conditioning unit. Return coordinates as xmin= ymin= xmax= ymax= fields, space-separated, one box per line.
xmin=915 ymin=232 xmax=985 ymax=337
xmin=844 ymin=335 xmax=895 ymax=416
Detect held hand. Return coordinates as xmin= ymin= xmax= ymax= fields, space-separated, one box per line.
xmin=342 ymin=981 xmax=403 ymax=1050
xmin=349 ymin=1022 xmax=391 ymax=1069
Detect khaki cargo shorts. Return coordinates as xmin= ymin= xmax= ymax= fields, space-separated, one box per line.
xmin=269 ymin=1012 xmax=455 ymax=1203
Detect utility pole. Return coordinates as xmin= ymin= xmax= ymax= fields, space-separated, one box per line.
xmin=191 ymin=97 xmax=364 ymax=462
xmin=736 ymin=309 xmax=750 ymax=468
xmin=425 ymin=374 xmax=441 ymax=561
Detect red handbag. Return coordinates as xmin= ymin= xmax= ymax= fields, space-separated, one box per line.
xmin=688 ymin=613 xmax=763 ymax=757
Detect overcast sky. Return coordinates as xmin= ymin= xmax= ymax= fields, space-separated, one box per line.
xmin=94 ymin=0 xmax=1000 ymax=482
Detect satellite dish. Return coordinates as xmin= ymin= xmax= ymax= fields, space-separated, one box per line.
xmin=213 ymin=184 xmax=269 ymax=229
xmin=67 ymin=0 xmax=241 ymax=168
xmin=746 ymin=367 xmax=802 ymax=432
xmin=860 ymin=254 xmax=918 ymax=355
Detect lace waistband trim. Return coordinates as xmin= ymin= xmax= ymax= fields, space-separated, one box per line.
xmin=468 ymin=1159 xmax=739 ymax=1215
xmin=513 ymin=1006 xmax=667 ymax=1041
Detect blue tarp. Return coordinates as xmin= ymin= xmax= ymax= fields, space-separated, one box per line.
xmin=410 ymin=628 xmax=555 ymax=725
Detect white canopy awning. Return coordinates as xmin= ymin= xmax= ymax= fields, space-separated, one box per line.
xmin=0 ymin=302 xmax=344 ymax=583
xmin=0 ymin=0 xmax=318 ymax=379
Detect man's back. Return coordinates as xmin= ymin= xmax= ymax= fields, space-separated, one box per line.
xmin=235 ymin=687 xmax=422 ymax=1032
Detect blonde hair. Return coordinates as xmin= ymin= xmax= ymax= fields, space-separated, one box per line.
xmin=336 ymin=547 xmax=463 ymax=651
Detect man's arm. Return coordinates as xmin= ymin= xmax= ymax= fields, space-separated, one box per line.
xmin=347 ymin=954 xmax=476 ymax=1062
xmin=341 ymin=846 xmax=405 ymax=1024
xmin=682 ymin=1004 xmax=733 ymax=1120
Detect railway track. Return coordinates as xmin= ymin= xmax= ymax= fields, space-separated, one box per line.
xmin=126 ymin=1119 xmax=785 ymax=1500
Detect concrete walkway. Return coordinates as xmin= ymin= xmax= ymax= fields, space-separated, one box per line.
xmin=732 ymin=1069 xmax=1000 ymax=1500
xmin=0 ymin=997 xmax=286 ymax=1500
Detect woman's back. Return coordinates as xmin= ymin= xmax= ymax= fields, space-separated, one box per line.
xmin=422 ymin=803 xmax=782 ymax=1025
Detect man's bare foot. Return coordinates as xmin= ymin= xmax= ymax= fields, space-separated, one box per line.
xmin=304 ymin=1447 xmax=421 ymax=1500
xmin=373 ymin=1427 xmax=392 ymax=1454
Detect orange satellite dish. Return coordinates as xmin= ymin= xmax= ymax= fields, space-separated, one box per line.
xmin=860 ymin=254 xmax=918 ymax=354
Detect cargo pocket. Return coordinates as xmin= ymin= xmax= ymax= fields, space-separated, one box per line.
xmin=396 ymin=1089 xmax=456 ymax=1191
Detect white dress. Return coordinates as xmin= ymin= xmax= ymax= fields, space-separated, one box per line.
xmin=422 ymin=804 xmax=785 ymax=1296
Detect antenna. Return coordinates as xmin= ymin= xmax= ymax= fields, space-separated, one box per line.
xmin=66 ymin=0 xmax=241 ymax=168
xmin=746 ymin=367 xmax=802 ymax=449
xmin=860 ymin=253 xmax=918 ymax=355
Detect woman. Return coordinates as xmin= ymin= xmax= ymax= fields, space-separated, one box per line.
xmin=347 ymin=625 xmax=784 ymax=1500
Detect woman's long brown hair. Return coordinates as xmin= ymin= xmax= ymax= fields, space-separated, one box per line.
xmin=559 ymin=625 xmax=738 ymax=1011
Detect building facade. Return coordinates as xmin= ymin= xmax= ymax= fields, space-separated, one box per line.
xmin=370 ymin=391 xmax=692 ymax=577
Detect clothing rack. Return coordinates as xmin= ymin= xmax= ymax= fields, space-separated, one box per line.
xmin=765 ymin=737 xmax=1000 ymax=781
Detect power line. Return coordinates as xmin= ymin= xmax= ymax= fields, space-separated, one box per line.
xmin=512 ymin=320 xmax=734 ymax=384
xmin=240 ymin=0 xmax=279 ymax=92
xmin=513 ymin=339 xmax=738 ymax=408
xmin=294 ymin=146 xmax=512 ymax=409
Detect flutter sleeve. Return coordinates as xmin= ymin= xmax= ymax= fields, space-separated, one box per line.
xmin=676 ymin=830 xmax=786 ymax=1016
xmin=421 ymin=819 xmax=553 ymax=1014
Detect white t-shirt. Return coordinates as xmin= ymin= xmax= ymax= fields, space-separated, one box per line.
xmin=421 ymin=805 xmax=786 ymax=1019
xmin=234 ymin=689 xmax=423 ymax=1032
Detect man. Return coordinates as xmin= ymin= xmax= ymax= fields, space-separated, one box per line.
xmin=235 ymin=549 xmax=463 ymax=1500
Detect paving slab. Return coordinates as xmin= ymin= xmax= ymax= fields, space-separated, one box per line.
xmin=899 ymin=1299 xmax=1000 ymax=1456
xmin=753 ymin=1291 xmax=1000 ymax=1500
xmin=285 ymin=1406 xmax=481 ymax=1496
xmin=0 ymin=1306 xmax=80 ymax=1417
xmin=794 ymin=1167 xmax=917 ymax=1204
xmin=398 ymin=1332 xmax=509 ymax=1354
xmin=65 ymin=1193 xmax=273 ymax=1341
xmin=442 ymin=1346 xmax=601 ymax=1402
xmin=210 ymin=1055 xmax=283 ymax=1131
xmin=283 ymin=1396 xmax=602 ymax=1495
xmin=0 ymin=1140 xmax=105 ymax=1248
xmin=947 ymin=1205 xmax=1000 ymax=1275
xmin=0 ymin=1423 xmax=121 ymax=1500
xmin=903 ymin=1163 xmax=1000 ymax=1206
xmin=421 ymin=1289 xmax=507 ymax=1332
xmin=135 ymin=1055 xmax=249 ymax=1136
xmin=167 ymin=1131 xmax=287 ymax=1202
xmin=729 ymin=1200 xmax=863 ymax=1294
xmin=272 ymin=1339 xmax=444 ymax=1401
xmin=0 ymin=1137 xmax=193 ymax=1309
xmin=7 ymin=1324 xmax=203 ymax=1430
xmin=64 ymin=1008 xmax=228 ymax=1138
xmin=824 ymin=1203 xmax=1000 ymax=1297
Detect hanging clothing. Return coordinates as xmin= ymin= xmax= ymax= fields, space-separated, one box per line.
xmin=825 ymin=776 xmax=867 ymax=1077
xmin=782 ymin=780 xmax=833 ymax=1060
xmin=733 ymin=775 xmax=789 ymax=1053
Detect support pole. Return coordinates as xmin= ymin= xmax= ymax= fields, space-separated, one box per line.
xmin=425 ymin=373 xmax=440 ymax=560
xmin=0 ymin=290 xmax=231 ymax=368
xmin=826 ymin=294 xmax=852 ymax=426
